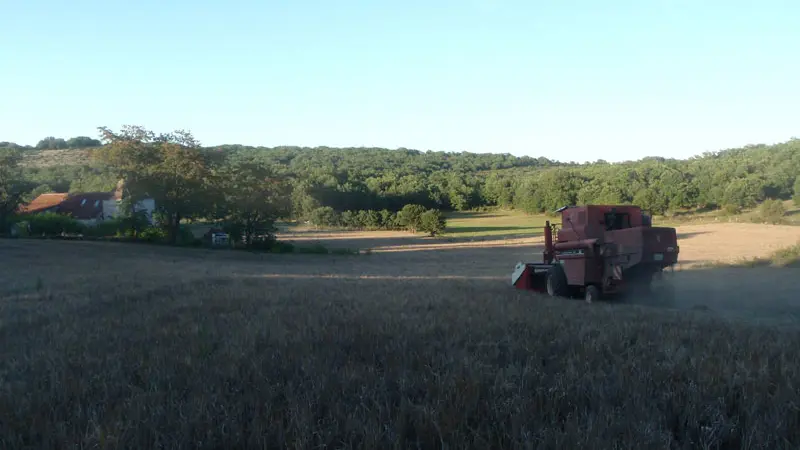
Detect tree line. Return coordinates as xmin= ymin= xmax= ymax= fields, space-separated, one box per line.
xmin=2 ymin=127 xmax=799 ymax=244
xmin=1 ymin=136 xmax=103 ymax=150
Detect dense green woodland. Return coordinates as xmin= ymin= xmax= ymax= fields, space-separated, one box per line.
xmin=3 ymin=133 xmax=800 ymax=228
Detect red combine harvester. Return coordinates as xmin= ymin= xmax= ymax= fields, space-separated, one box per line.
xmin=512 ymin=205 xmax=679 ymax=303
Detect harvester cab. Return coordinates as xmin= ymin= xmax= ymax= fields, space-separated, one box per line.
xmin=511 ymin=205 xmax=679 ymax=303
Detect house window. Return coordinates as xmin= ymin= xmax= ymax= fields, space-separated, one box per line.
xmin=94 ymin=200 xmax=100 ymax=208
xmin=80 ymin=199 xmax=87 ymax=207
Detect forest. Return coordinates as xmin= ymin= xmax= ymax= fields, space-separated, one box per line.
xmin=1 ymin=127 xmax=799 ymax=244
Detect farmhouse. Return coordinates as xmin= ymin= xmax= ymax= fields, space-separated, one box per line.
xmin=19 ymin=181 xmax=156 ymax=226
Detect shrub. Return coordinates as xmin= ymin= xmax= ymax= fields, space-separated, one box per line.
xmin=361 ymin=210 xmax=381 ymax=230
xmin=379 ymin=209 xmax=397 ymax=229
xmin=309 ymin=207 xmax=339 ymax=228
xmin=26 ymin=213 xmax=84 ymax=236
xmin=419 ymin=209 xmax=447 ymax=236
xmin=720 ymin=204 xmax=742 ymax=216
xmin=758 ymin=199 xmax=786 ymax=224
xmin=769 ymin=243 xmax=800 ymax=267
xmin=83 ymin=219 xmax=126 ymax=238
xmin=139 ymin=226 xmax=167 ymax=243
xmin=396 ymin=204 xmax=427 ymax=232
xmin=794 ymin=177 xmax=800 ymax=206
xmin=339 ymin=210 xmax=359 ymax=229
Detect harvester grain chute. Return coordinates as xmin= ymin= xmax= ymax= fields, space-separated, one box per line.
xmin=512 ymin=205 xmax=679 ymax=303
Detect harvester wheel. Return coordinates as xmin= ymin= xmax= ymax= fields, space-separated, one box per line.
xmin=546 ymin=265 xmax=568 ymax=298
xmin=585 ymin=285 xmax=600 ymax=303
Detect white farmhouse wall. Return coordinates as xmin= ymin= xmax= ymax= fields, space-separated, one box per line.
xmin=138 ymin=199 xmax=156 ymax=224
xmin=101 ymin=199 xmax=157 ymax=224
xmin=101 ymin=200 xmax=119 ymax=220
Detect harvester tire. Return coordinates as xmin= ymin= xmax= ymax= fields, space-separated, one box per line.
xmin=546 ymin=265 xmax=568 ymax=298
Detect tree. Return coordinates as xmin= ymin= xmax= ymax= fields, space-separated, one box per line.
xmin=0 ymin=149 xmax=24 ymax=232
xmin=794 ymin=177 xmax=800 ymax=206
xmin=309 ymin=206 xmax=338 ymax=228
xmin=35 ymin=137 xmax=68 ymax=150
xmin=759 ymin=199 xmax=786 ymax=224
xmin=396 ymin=204 xmax=427 ymax=232
xmin=361 ymin=209 xmax=381 ymax=229
xmin=66 ymin=136 xmax=102 ymax=148
xmin=214 ymin=158 xmax=291 ymax=248
xmin=94 ymin=126 xmax=213 ymax=244
xmin=379 ymin=209 xmax=397 ymax=229
xmin=419 ymin=209 xmax=446 ymax=236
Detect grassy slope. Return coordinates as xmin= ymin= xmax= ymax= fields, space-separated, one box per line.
xmin=19 ymin=148 xmax=93 ymax=168
xmin=1 ymin=239 xmax=799 ymax=448
xmin=443 ymin=210 xmax=549 ymax=239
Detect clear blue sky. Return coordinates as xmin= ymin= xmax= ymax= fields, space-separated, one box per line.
xmin=2 ymin=0 xmax=798 ymax=162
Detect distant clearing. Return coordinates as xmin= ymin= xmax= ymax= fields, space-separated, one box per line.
xmin=278 ymin=211 xmax=800 ymax=267
xmin=20 ymin=148 xmax=92 ymax=167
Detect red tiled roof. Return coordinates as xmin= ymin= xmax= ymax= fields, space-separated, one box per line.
xmin=19 ymin=193 xmax=69 ymax=214
xmin=57 ymin=193 xmax=114 ymax=220
xmin=20 ymin=192 xmax=114 ymax=220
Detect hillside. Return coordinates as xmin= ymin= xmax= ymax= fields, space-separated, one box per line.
xmin=4 ymin=135 xmax=800 ymax=220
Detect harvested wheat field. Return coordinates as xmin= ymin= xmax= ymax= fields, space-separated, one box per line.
xmin=1 ymin=221 xmax=800 ymax=449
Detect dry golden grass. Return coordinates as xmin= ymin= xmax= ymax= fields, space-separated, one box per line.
xmin=674 ymin=223 xmax=800 ymax=268
xmin=1 ymin=233 xmax=800 ymax=449
xmin=20 ymin=149 xmax=92 ymax=168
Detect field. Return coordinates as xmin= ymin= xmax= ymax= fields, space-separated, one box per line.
xmin=2 ymin=212 xmax=800 ymax=448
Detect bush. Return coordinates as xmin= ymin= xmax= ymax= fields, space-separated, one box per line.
xmin=309 ymin=207 xmax=339 ymax=228
xmin=26 ymin=213 xmax=84 ymax=236
xmin=379 ymin=209 xmax=398 ymax=229
xmin=794 ymin=177 xmax=800 ymax=205
xmin=83 ymin=219 xmax=126 ymax=238
xmin=340 ymin=210 xmax=359 ymax=229
xmin=139 ymin=226 xmax=167 ymax=243
xmin=419 ymin=209 xmax=447 ymax=236
xmin=720 ymin=204 xmax=742 ymax=216
xmin=769 ymin=243 xmax=800 ymax=267
xmin=758 ymin=199 xmax=786 ymax=224
xmin=396 ymin=204 xmax=427 ymax=232
xmin=360 ymin=210 xmax=381 ymax=230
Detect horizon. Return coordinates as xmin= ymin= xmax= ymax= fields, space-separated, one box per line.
xmin=2 ymin=0 xmax=799 ymax=163
xmin=5 ymin=134 xmax=799 ymax=165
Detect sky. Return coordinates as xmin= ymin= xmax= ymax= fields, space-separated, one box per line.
xmin=1 ymin=0 xmax=798 ymax=162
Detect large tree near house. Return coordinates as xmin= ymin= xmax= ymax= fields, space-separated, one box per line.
xmin=94 ymin=125 xmax=212 ymax=244
xmin=0 ymin=148 xmax=24 ymax=232
xmin=212 ymin=155 xmax=292 ymax=247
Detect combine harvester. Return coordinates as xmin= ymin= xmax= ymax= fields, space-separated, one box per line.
xmin=512 ymin=205 xmax=679 ymax=303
